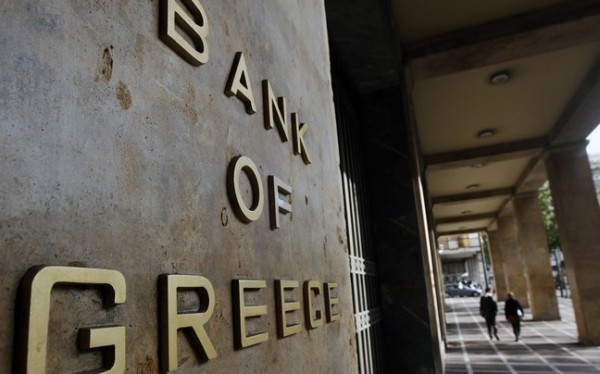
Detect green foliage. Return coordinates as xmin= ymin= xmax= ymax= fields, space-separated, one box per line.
xmin=538 ymin=182 xmax=560 ymax=251
xmin=480 ymin=233 xmax=491 ymax=265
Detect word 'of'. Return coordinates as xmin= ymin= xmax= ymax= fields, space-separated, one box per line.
xmin=226 ymin=155 xmax=293 ymax=229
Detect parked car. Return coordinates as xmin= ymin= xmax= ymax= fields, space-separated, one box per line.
xmin=445 ymin=283 xmax=482 ymax=297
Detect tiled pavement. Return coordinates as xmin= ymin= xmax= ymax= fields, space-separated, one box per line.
xmin=444 ymin=296 xmax=600 ymax=373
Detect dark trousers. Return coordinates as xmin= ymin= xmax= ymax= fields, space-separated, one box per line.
xmin=485 ymin=316 xmax=497 ymax=338
xmin=507 ymin=315 xmax=521 ymax=339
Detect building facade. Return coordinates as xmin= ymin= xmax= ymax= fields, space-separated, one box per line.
xmin=439 ymin=233 xmax=486 ymax=287
xmin=1 ymin=0 xmax=442 ymax=372
xmin=1 ymin=1 xmax=358 ymax=373
xmin=3 ymin=1 xmax=600 ymax=373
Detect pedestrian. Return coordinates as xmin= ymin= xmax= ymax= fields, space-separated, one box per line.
xmin=479 ymin=287 xmax=499 ymax=340
xmin=504 ymin=292 xmax=524 ymax=341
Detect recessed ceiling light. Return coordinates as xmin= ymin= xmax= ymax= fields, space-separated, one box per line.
xmin=478 ymin=129 xmax=495 ymax=138
xmin=490 ymin=71 xmax=510 ymax=85
xmin=466 ymin=184 xmax=480 ymax=190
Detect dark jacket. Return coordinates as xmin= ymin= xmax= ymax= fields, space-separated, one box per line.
xmin=504 ymin=297 xmax=523 ymax=319
xmin=479 ymin=295 xmax=498 ymax=318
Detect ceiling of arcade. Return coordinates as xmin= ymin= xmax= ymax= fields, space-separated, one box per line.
xmin=325 ymin=0 xmax=600 ymax=237
xmin=393 ymin=0 xmax=600 ymax=236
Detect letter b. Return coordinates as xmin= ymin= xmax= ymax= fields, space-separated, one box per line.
xmin=159 ymin=0 xmax=209 ymax=66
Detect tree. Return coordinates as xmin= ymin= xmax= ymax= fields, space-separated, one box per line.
xmin=538 ymin=182 xmax=560 ymax=251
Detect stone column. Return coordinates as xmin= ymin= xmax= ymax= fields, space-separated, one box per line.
xmin=497 ymin=215 xmax=530 ymax=307
xmin=545 ymin=143 xmax=600 ymax=344
xmin=513 ymin=193 xmax=560 ymax=320
xmin=430 ymin=232 xmax=447 ymax=346
xmin=487 ymin=230 xmax=508 ymax=298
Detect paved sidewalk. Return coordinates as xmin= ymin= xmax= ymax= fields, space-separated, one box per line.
xmin=444 ymin=296 xmax=600 ymax=373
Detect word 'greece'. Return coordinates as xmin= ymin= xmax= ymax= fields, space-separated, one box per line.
xmin=16 ymin=266 xmax=339 ymax=373
xmin=12 ymin=2 xmax=330 ymax=374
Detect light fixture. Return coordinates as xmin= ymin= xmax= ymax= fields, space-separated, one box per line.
xmin=489 ymin=71 xmax=510 ymax=85
xmin=466 ymin=183 xmax=480 ymax=190
xmin=477 ymin=129 xmax=495 ymax=138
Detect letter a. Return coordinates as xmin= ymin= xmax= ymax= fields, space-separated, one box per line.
xmin=225 ymin=52 xmax=257 ymax=114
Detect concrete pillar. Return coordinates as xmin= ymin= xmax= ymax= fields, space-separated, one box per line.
xmin=465 ymin=254 xmax=484 ymax=286
xmin=487 ymin=230 xmax=508 ymax=298
xmin=545 ymin=143 xmax=600 ymax=344
xmin=497 ymin=215 xmax=530 ymax=307
xmin=513 ymin=193 xmax=560 ymax=320
xmin=430 ymin=232 xmax=447 ymax=346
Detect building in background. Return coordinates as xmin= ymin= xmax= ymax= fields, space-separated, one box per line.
xmin=589 ymin=154 xmax=600 ymax=202
xmin=438 ymin=233 xmax=486 ymax=287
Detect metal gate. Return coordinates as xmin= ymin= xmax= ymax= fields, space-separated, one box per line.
xmin=333 ymin=71 xmax=384 ymax=373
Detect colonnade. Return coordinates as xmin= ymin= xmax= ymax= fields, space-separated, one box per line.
xmin=487 ymin=143 xmax=600 ymax=344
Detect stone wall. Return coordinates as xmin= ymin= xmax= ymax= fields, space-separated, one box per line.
xmin=0 ymin=1 xmax=357 ymax=372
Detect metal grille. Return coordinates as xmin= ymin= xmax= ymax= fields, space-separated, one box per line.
xmin=334 ymin=76 xmax=384 ymax=373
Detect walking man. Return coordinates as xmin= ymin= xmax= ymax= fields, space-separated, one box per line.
xmin=504 ymin=291 xmax=524 ymax=341
xmin=479 ymin=287 xmax=499 ymax=340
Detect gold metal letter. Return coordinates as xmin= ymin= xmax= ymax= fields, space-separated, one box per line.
xmin=303 ymin=280 xmax=324 ymax=329
xmin=16 ymin=265 xmax=126 ymax=374
xmin=275 ymin=280 xmax=302 ymax=338
xmin=292 ymin=112 xmax=312 ymax=164
xmin=268 ymin=175 xmax=292 ymax=230
xmin=225 ymin=52 xmax=257 ymax=114
xmin=227 ymin=155 xmax=264 ymax=223
xmin=324 ymin=282 xmax=341 ymax=322
xmin=159 ymin=274 xmax=217 ymax=372
xmin=262 ymin=80 xmax=289 ymax=142
xmin=159 ymin=0 xmax=209 ymax=66
xmin=232 ymin=279 xmax=269 ymax=348
xmin=79 ymin=326 xmax=126 ymax=374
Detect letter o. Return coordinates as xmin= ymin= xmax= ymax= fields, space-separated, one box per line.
xmin=227 ymin=155 xmax=264 ymax=223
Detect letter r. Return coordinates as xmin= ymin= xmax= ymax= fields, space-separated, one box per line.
xmin=159 ymin=274 xmax=217 ymax=372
